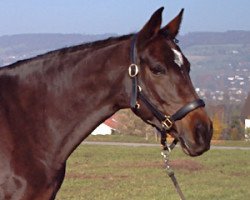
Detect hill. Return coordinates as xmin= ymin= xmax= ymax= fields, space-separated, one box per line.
xmin=177 ymin=31 xmax=250 ymax=104
xmin=180 ymin=31 xmax=250 ymax=47
xmin=0 ymin=33 xmax=115 ymax=66
xmin=0 ymin=31 xmax=250 ymax=104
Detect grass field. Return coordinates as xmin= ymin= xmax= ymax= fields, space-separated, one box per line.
xmin=56 ymin=140 xmax=250 ymax=200
xmin=85 ymin=134 xmax=250 ymax=147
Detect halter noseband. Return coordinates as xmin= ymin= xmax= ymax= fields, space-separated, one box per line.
xmin=128 ymin=34 xmax=205 ymax=146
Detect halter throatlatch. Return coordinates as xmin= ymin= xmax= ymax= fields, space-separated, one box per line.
xmin=128 ymin=34 xmax=205 ymax=147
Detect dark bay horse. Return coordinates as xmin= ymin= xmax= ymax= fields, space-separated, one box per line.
xmin=0 ymin=7 xmax=212 ymax=199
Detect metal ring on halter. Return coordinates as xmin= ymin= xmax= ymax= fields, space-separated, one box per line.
xmin=137 ymin=85 xmax=142 ymax=92
xmin=135 ymin=102 xmax=140 ymax=109
xmin=135 ymin=86 xmax=142 ymax=109
xmin=128 ymin=64 xmax=139 ymax=77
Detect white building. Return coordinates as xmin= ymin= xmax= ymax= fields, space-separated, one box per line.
xmin=245 ymin=119 xmax=250 ymax=141
xmin=91 ymin=124 xmax=113 ymax=135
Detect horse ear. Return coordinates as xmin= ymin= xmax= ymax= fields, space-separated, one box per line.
xmin=137 ymin=7 xmax=164 ymax=50
xmin=161 ymin=9 xmax=184 ymax=39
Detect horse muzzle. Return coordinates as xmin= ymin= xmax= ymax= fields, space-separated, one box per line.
xmin=177 ymin=120 xmax=213 ymax=157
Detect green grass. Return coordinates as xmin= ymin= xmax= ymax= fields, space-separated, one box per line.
xmin=85 ymin=134 xmax=156 ymax=143
xmin=56 ymin=144 xmax=250 ymax=200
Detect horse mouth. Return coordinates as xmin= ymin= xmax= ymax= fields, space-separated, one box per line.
xmin=178 ymin=136 xmax=209 ymax=157
xmin=146 ymin=119 xmax=210 ymax=157
xmin=170 ymin=130 xmax=208 ymax=157
xmin=178 ymin=137 xmax=196 ymax=156
xmin=170 ymin=131 xmax=190 ymax=155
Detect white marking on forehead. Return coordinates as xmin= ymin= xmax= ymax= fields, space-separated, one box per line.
xmin=172 ymin=48 xmax=184 ymax=67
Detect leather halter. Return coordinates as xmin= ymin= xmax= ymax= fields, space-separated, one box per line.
xmin=128 ymin=34 xmax=205 ymax=145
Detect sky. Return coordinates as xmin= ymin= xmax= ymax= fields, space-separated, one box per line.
xmin=0 ymin=0 xmax=250 ymax=36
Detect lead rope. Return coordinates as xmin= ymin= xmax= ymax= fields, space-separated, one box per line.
xmin=161 ymin=135 xmax=186 ymax=200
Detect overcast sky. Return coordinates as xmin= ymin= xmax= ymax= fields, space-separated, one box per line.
xmin=0 ymin=0 xmax=249 ymax=36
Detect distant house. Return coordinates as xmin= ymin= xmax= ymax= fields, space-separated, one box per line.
xmin=241 ymin=92 xmax=250 ymax=140
xmin=91 ymin=124 xmax=114 ymax=135
xmin=91 ymin=116 xmax=119 ymax=135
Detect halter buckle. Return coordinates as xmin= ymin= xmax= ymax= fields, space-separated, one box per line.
xmin=128 ymin=64 xmax=139 ymax=77
xmin=162 ymin=116 xmax=173 ymax=130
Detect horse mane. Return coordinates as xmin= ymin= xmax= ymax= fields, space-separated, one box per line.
xmin=58 ymin=33 xmax=133 ymax=54
xmin=4 ymin=34 xmax=134 ymax=69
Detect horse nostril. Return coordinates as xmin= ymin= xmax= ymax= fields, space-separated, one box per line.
xmin=195 ymin=122 xmax=211 ymax=145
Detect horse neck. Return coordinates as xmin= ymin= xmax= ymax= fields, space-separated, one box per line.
xmin=47 ymin=37 xmax=133 ymax=166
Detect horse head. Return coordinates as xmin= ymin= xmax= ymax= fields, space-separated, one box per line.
xmin=128 ymin=7 xmax=213 ymax=156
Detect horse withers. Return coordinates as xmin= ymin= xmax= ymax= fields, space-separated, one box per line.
xmin=0 ymin=7 xmax=212 ymax=199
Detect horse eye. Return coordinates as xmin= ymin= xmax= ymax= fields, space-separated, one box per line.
xmin=150 ymin=65 xmax=166 ymax=75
